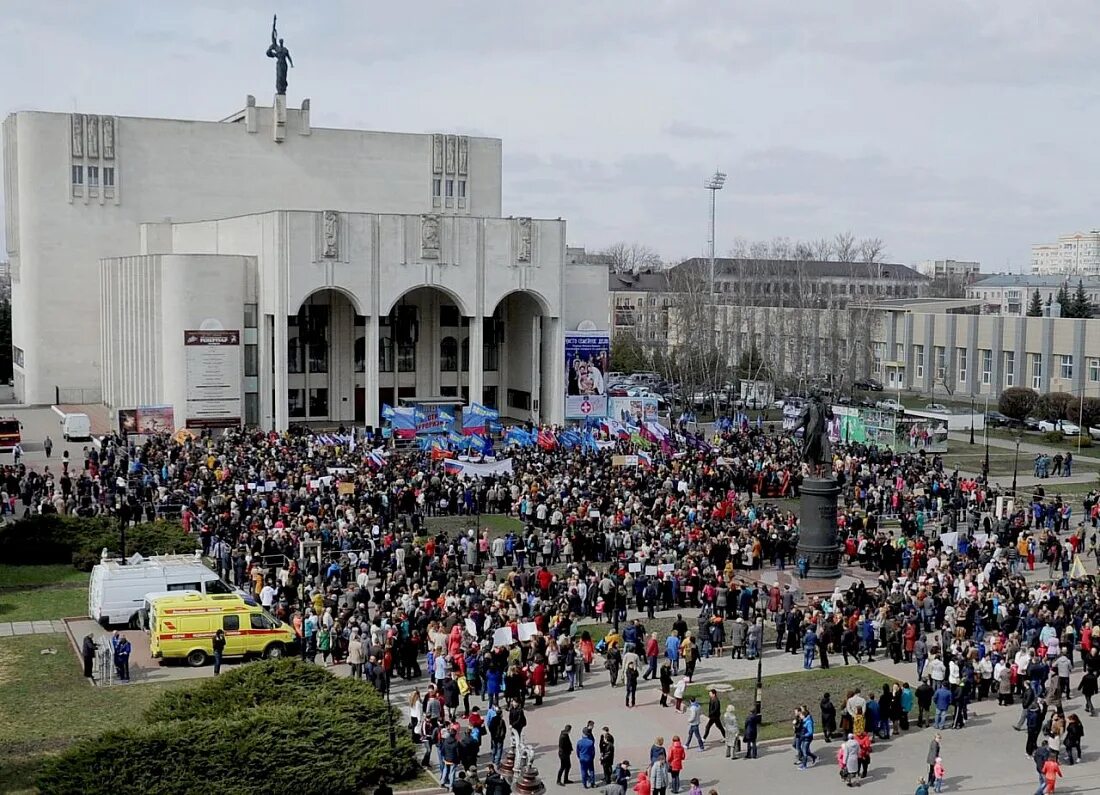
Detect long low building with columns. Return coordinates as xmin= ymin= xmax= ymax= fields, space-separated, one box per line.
xmin=4 ymin=97 xmax=607 ymax=430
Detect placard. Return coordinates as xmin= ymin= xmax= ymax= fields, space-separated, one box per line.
xmin=492 ymin=627 xmax=514 ymax=647
xmin=338 ymin=482 xmax=356 ymax=495
xmin=465 ymin=619 xmax=478 ymax=637
xmin=184 ymin=329 xmax=242 ymax=428
xmin=659 ymin=564 xmax=675 ymax=573
xmin=518 ymin=622 xmax=540 ymax=642
xmin=628 ymin=563 xmax=642 ymax=573
xmin=645 ymin=566 xmax=659 ymax=576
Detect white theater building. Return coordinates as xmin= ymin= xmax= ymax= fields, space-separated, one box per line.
xmin=2 ymin=96 xmax=607 ymax=430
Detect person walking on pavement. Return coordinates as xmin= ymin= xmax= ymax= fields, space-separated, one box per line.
xmin=577 ymin=725 xmax=597 ymax=789
xmin=557 ymin=724 xmax=574 ymax=786
xmin=686 ymin=697 xmax=704 ymax=750
xmin=43 ymin=436 xmax=53 ymax=458
xmin=212 ymin=628 xmax=226 ymax=675
xmin=600 ymin=727 xmax=616 ymax=785
xmin=798 ymin=705 xmax=818 ymax=769
xmin=703 ymin=689 xmax=726 ymax=742
xmin=926 ymin=733 xmax=941 ymax=785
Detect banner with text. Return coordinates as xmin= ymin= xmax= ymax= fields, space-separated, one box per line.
xmin=184 ymin=329 xmax=242 ymax=429
xmin=565 ymin=330 xmax=610 ymax=419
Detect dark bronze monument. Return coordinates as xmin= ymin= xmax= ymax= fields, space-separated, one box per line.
xmin=266 ymin=15 xmax=294 ymax=95
xmin=794 ymin=391 xmax=841 ymax=578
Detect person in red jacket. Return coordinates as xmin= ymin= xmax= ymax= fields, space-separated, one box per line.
xmin=667 ymin=736 xmax=686 ymax=793
xmin=530 ymin=659 xmax=547 ymax=705
xmin=644 ymin=634 xmax=660 ymax=680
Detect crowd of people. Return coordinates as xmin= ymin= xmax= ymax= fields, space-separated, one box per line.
xmin=12 ymin=414 xmax=1100 ymax=793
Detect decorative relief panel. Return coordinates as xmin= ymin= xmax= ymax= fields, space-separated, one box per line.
xmin=421 ymin=214 xmax=440 ymax=259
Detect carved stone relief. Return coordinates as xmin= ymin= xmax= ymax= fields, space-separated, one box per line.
xmin=322 ymin=210 xmax=339 ymax=258
xmin=102 ymin=117 xmax=115 ymax=159
xmin=517 ymin=217 xmax=532 ymax=263
xmin=85 ymin=115 xmax=99 ymax=158
xmin=445 ymin=135 xmax=456 ymax=173
xmin=432 ymin=134 xmax=443 ymax=174
xmin=421 ymin=214 xmax=440 ymax=259
xmin=458 ymin=136 xmax=468 ymax=175
xmin=71 ymin=114 xmax=83 ymax=157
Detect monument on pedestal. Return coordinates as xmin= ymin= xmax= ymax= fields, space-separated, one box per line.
xmin=794 ymin=391 xmax=841 ymax=579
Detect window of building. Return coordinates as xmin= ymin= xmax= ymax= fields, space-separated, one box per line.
xmin=244 ymin=344 xmax=258 ymax=377
xmin=482 ymin=386 xmax=498 ymax=410
xmin=1060 ymin=354 xmax=1073 ymax=380
xmin=934 ymin=346 xmax=945 ymax=380
xmin=981 ymin=349 xmax=992 ymax=385
xmin=243 ymin=303 xmax=258 ymax=328
xmin=484 ymin=319 xmax=499 ymax=372
xmin=103 ymin=167 xmax=115 ymax=187
xmin=440 ymin=336 xmax=458 ymax=371
xmin=458 ymin=179 xmax=466 ymax=198
xmin=894 ymin=343 xmax=903 ymax=361
xmin=309 ymin=388 xmax=328 ymax=417
xmin=439 ymin=305 xmax=459 ymax=327
xmin=1089 ymin=357 xmax=1100 ymax=383
xmin=288 ymin=389 xmax=306 ymax=418
xmin=354 ymin=337 xmax=365 ymax=373
xmin=446 ymin=179 xmax=454 ymax=197
xmin=378 ymin=337 xmax=394 ymax=373
xmin=71 ymin=164 xmax=83 ymax=185
xmin=1031 ymin=353 xmax=1043 ymax=390
xmin=12 ymin=346 xmax=23 ymax=368
xmin=87 ymin=165 xmax=99 ymax=187
xmin=432 ymin=178 xmax=441 ymax=197
xmin=507 ymin=389 xmax=531 ymax=411
xmin=913 ymin=344 xmax=924 ymax=379
xmin=1004 ymin=351 xmax=1015 ymax=387
xmin=872 ymin=342 xmax=885 ymax=375
xmin=244 ymin=393 xmax=259 ymax=426
xmin=397 ymin=341 xmax=416 ymax=372
xmin=957 ymin=348 xmax=967 ymax=383
xmin=460 ymin=337 xmax=469 ymax=372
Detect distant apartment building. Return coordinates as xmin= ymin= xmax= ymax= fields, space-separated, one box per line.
xmin=1031 ymin=231 xmax=1100 ymax=275
xmin=916 ymin=259 xmax=981 ymax=281
xmin=607 ymin=270 xmax=671 ymax=345
xmin=968 ymin=274 xmax=1100 ymax=316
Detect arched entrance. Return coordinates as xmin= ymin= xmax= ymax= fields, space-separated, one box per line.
xmin=286 ymin=288 xmax=361 ymax=425
xmin=490 ymin=290 xmax=551 ymax=423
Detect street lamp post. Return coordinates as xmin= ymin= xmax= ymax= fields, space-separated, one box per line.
xmin=969 ymin=396 xmax=975 ymax=445
xmin=1011 ymin=435 xmax=1021 ymax=497
xmin=754 ymin=618 xmax=763 ymax=715
xmin=703 ymin=170 xmax=727 ymax=305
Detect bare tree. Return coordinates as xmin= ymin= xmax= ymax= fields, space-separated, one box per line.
xmin=857 ymin=237 xmax=886 ymax=264
xmin=664 ymin=259 xmax=732 ymax=415
xmin=811 ymin=237 xmax=835 ymax=262
xmin=834 ymin=232 xmax=858 ymax=262
xmin=602 ymin=242 xmax=663 ymax=274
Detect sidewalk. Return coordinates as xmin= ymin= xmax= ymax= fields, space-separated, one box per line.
xmin=0 ymin=619 xmax=69 ymax=636
xmin=948 ymin=429 xmax=1100 ymax=463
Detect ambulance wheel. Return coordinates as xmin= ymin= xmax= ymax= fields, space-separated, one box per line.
xmin=186 ymin=649 xmax=207 ymax=667
xmin=263 ymin=643 xmax=285 ymax=659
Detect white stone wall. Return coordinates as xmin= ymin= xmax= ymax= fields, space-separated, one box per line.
xmin=5 ymin=105 xmax=501 ymax=404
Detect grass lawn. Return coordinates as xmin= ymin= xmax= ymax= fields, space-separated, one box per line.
xmin=425 ymin=513 xmax=523 ymax=539
xmin=0 ymin=566 xmax=86 ymax=589
xmin=684 ymin=665 xmax=899 ymax=742
xmin=0 ymin=586 xmax=88 ymax=623
xmin=0 ymin=633 xmax=187 ymax=793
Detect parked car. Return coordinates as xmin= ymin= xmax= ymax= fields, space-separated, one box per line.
xmin=923 ymin=403 xmax=948 ymax=413
xmin=875 ymin=398 xmax=903 ymax=412
xmin=1023 ymin=416 xmax=1041 ymax=431
xmin=853 ymin=378 xmax=884 ymax=392
xmin=1088 ymin=426 xmax=1100 ymax=441
xmin=984 ymin=410 xmax=1011 ymax=427
xmin=1038 ymin=419 xmax=1080 ymax=434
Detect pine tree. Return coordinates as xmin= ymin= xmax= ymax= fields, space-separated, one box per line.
xmin=1073 ymin=280 xmax=1093 ymax=319
xmin=1027 ymin=288 xmax=1043 ymax=317
xmin=1056 ymin=284 xmax=1072 ymax=317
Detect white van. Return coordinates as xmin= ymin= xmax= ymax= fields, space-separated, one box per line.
xmin=60 ymin=412 xmax=92 ymax=441
xmin=88 ymin=554 xmax=237 ymax=627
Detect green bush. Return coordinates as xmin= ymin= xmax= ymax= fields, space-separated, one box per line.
xmin=37 ymin=660 xmax=418 ymax=795
xmin=0 ymin=515 xmax=196 ymax=569
xmin=1042 ymin=430 xmax=1065 ymax=443
xmin=1073 ymin=435 xmax=1093 ymax=448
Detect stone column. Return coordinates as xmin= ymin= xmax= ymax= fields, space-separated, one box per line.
xmin=796 ymin=476 xmax=841 ymax=579
xmin=468 ymin=315 xmax=484 ymax=406
xmin=274 ymin=313 xmax=289 ymax=431
xmin=365 ymin=315 xmax=380 ymax=428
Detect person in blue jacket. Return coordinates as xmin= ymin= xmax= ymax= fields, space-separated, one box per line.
xmin=577 ymin=726 xmax=597 ymax=788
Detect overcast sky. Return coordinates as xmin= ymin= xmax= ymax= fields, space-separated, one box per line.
xmin=5 ymin=0 xmax=1100 ymax=271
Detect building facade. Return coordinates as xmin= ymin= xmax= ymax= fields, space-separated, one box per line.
xmin=916 ymin=259 xmax=981 ymax=281
xmin=4 ymin=98 xmax=607 ymax=429
xmin=1031 ymin=231 xmax=1100 ymax=275
xmin=967 ymin=274 xmax=1100 ymax=316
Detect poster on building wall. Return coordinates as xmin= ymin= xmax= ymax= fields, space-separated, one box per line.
xmin=565 ymin=331 xmax=610 ymax=419
xmin=118 ymin=405 xmax=176 ymax=436
xmin=184 ymin=329 xmax=242 ymax=429
xmin=608 ymin=396 xmax=658 ymax=425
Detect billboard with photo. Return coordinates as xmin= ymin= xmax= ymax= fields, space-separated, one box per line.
xmin=609 ymin=396 xmax=658 ymax=425
xmin=118 ymin=405 xmax=176 ymax=436
xmin=565 ymin=331 xmax=610 ymax=419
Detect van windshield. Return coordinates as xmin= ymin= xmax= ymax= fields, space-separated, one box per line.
xmin=262 ymin=610 xmax=282 ymax=628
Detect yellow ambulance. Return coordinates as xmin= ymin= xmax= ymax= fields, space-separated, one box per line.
xmin=149 ymin=593 xmax=296 ymax=667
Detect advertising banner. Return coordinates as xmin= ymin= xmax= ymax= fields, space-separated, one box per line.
xmin=565 ymin=331 xmax=610 ymax=419
xmin=118 ymin=405 xmax=175 ymax=436
xmin=608 ymin=396 xmax=658 ymax=425
xmin=184 ymin=329 xmax=242 ymax=429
